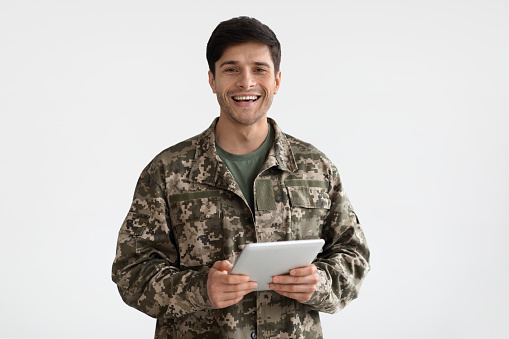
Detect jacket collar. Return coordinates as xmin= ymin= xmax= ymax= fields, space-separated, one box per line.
xmin=188 ymin=117 xmax=297 ymax=190
xmin=262 ymin=117 xmax=297 ymax=173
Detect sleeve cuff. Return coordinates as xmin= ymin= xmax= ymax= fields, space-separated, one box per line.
xmin=303 ymin=268 xmax=329 ymax=306
xmin=186 ymin=267 xmax=213 ymax=310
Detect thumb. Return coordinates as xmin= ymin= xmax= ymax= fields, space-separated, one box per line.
xmin=213 ymin=260 xmax=233 ymax=272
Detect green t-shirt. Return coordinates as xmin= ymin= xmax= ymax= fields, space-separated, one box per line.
xmin=215 ymin=124 xmax=275 ymax=212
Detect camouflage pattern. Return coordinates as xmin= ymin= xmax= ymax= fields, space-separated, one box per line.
xmin=112 ymin=118 xmax=370 ymax=338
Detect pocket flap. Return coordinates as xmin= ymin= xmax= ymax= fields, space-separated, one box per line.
xmin=287 ymin=185 xmax=331 ymax=209
xmin=169 ymin=191 xmax=220 ymax=225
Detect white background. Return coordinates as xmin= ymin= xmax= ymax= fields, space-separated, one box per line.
xmin=1 ymin=1 xmax=508 ymax=338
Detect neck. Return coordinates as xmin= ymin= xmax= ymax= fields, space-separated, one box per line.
xmin=215 ymin=116 xmax=269 ymax=155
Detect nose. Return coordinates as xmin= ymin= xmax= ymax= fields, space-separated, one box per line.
xmin=236 ymin=70 xmax=256 ymax=89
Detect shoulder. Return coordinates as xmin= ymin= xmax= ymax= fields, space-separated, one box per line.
xmin=282 ymin=133 xmax=344 ymax=195
xmin=141 ymin=129 xmax=208 ymax=181
xmin=284 ymin=133 xmax=336 ymax=169
xmin=152 ymin=133 xmax=200 ymax=164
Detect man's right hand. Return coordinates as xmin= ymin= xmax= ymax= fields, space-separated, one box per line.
xmin=207 ymin=260 xmax=257 ymax=309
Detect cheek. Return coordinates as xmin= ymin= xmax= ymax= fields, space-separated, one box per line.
xmin=221 ymin=91 xmax=231 ymax=102
xmin=263 ymin=88 xmax=274 ymax=102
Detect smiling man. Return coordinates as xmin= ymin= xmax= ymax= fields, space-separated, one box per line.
xmin=112 ymin=17 xmax=370 ymax=338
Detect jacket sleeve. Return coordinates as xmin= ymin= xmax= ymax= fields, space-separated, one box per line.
xmin=111 ymin=162 xmax=212 ymax=319
xmin=304 ymin=167 xmax=370 ymax=313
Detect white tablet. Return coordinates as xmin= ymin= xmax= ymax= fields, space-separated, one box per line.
xmin=229 ymin=239 xmax=325 ymax=291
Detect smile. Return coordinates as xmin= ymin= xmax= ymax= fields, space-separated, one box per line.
xmin=232 ymin=95 xmax=260 ymax=102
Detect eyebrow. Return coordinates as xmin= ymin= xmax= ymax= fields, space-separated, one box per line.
xmin=219 ymin=60 xmax=272 ymax=69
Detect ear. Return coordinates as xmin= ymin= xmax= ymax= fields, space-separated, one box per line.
xmin=274 ymin=71 xmax=281 ymax=94
xmin=208 ymin=70 xmax=216 ymax=94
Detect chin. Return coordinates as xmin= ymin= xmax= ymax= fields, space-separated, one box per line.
xmin=234 ymin=114 xmax=266 ymax=126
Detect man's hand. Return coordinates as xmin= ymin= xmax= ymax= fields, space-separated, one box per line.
xmin=269 ymin=264 xmax=319 ymax=303
xmin=207 ymin=260 xmax=258 ymax=309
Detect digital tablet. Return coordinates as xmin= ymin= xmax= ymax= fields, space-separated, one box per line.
xmin=229 ymin=239 xmax=325 ymax=291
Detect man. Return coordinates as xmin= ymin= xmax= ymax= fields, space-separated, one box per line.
xmin=112 ymin=16 xmax=370 ymax=338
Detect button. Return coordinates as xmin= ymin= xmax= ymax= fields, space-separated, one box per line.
xmin=251 ymin=332 xmax=257 ymax=339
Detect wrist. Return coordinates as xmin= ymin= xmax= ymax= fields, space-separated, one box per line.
xmin=303 ymin=268 xmax=328 ymax=306
xmin=186 ymin=267 xmax=214 ymax=309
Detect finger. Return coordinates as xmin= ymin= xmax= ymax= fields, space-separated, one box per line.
xmin=215 ymin=272 xmax=252 ymax=285
xmin=269 ymin=282 xmax=316 ymax=294
xmin=209 ymin=278 xmax=256 ymax=292
xmin=212 ymin=260 xmax=233 ymax=272
xmin=220 ymin=288 xmax=256 ymax=300
xmin=209 ymin=286 xmax=256 ymax=309
xmin=209 ymin=273 xmax=253 ymax=294
xmin=219 ymin=281 xmax=258 ymax=292
xmin=288 ymin=264 xmax=317 ymax=277
xmin=272 ymin=273 xmax=318 ymax=285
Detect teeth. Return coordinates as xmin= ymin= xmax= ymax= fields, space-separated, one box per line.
xmin=233 ymin=96 xmax=258 ymax=101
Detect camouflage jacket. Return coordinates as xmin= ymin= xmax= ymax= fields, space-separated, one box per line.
xmin=112 ymin=118 xmax=370 ymax=339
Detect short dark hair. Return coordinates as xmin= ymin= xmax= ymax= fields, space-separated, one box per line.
xmin=206 ymin=16 xmax=281 ymax=77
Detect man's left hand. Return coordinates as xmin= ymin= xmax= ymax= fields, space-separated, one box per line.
xmin=269 ymin=264 xmax=319 ymax=303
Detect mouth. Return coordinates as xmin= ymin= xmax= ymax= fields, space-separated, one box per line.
xmin=232 ymin=95 xmax=261 ymax=103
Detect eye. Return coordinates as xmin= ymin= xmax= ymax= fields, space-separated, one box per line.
xmin=225 ymin=68 xmax=237 ymax=73
xmin=255 ymin=68 xmax=266 ymax=72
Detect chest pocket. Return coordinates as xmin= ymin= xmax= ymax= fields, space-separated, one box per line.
xmin=169 ymin=190 xmax=223 ymax=268
xmin=285 ymin=180 xmax=331 ymax=239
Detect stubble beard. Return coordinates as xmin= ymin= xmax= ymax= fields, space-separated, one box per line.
xmin=217 ymin=92 xmax=273 ymax=126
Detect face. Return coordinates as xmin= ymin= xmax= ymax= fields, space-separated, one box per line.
xmin=208 ymin=42 xmax=281 ymax=126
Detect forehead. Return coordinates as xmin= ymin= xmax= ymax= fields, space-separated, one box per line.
xmin=217 ymin=42 xmax=273 ymax=68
